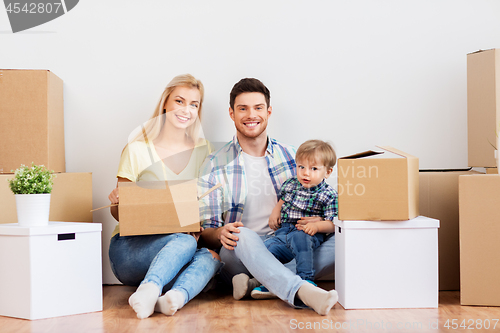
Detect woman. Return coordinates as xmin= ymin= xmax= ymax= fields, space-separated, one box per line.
xmin=108 ymin=74 xmax=222 ymax=319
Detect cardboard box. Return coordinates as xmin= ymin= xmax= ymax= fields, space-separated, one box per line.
xmin=0 ymin=69 xmax=65 ymax=173
xmin=338 ymin=146 xmax=419 ymax=221
xmin=118 ymin=180 xmax=200 ymax=236
xmin=0 ymin=173 xmax=93 ymax=223
xmin=335 ymin=216 xmax=439 ymax=309
xmin=0 ymin=222 xmax=102 ymax=320
xmin=419 ymin=170 xmax=480 ymax=291
xmin=459 ymin=174 xmax=500 ymax=306
xmin=467 ymin=49 xmax=500 ymax=167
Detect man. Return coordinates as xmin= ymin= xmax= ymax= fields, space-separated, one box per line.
xmin=198 ymin=78 xmax=337 ymax=315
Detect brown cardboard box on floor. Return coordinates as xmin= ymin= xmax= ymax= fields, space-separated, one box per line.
xmin=0 ymin=173 xmax=93 ymax=223
xmin=419 ymin=170 xmax=480 ymax=291
xmin=467 ymin=49 xmax=500 ymax=168
xmin=459 ymin=174 xmax=500 ymax=306
xmin=118 ymin=180 xmax=200 ymax=236
xmin=0 ymin=69 xmax=65 ymax=173
xmin=338 ymin=146 xmax=419 ymax=221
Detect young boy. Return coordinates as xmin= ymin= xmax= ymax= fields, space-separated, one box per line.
xmin=251 ymin=139 xmax=337 ymax=299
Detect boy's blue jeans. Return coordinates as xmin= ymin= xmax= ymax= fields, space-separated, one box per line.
xmin=264 ymin=222 xmax=325 ymax=281
xmin=109 ymin=232 xmax=223 ymax=306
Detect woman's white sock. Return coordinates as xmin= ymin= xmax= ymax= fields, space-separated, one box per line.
xmin=156 ymin=290 xmax=186 ymax=316
xmin=128 ymin=282 xmax=161 ymax=319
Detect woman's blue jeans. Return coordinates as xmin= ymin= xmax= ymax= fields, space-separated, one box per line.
xmin=109 ymin=233 xmax=222 ymax=306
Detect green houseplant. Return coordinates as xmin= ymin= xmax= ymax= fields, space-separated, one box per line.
xmin=7 ymin=163 xmax=55 ymax=227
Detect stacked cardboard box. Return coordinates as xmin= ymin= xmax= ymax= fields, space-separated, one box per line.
xmin=467 ymin=49 xmax=500 ymax=168
xmin=419 ymin=170 xmax=480 ymax=291
xmin=335 ymin=146 xmax=439 ymax=309
xmin=338 ymin=146 xmax=419 ymax=221
xmin=0 ymin=69 xmax=92 ymax=223
xmin=459 ymin=174 xmax=500 ymax=306
xmin=458 ymin=49 xmax=500 ymax=306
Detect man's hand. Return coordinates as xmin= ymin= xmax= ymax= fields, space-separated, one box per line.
xmin=269 ymin=211 xmax=281 ymax=230
xmin=297 ymin=222 xmax=319 ymax=236
xmin=218 ymin=222 xmax=244 ymax=250
xmin=296 ymin=216 xmax=322 ymax=225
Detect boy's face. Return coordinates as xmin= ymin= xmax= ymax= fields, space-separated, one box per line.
xmin=229 ymin=92 xmax=272 ymax=140
xmin=296 ymin=157 xmax=333 ymax=189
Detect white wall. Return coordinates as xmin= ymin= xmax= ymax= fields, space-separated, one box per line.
xmin=2 ymin=0 xmax=499 ymax=284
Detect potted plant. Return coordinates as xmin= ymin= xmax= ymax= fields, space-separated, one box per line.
xmin=7 ymin=163 xmax=55 ymax=227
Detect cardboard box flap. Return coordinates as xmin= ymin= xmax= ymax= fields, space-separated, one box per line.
xmin=420 ymin=168 xmax=473 ymax=172
xmin=377 ymin=146 xmax=417 ymax=160
xmin=340 ymin=147 xmax=410 ymax=160
xmin=468 ymin=49 xmax=495 ymax=55
xmin=340 ymin=150 xmax=384 ymax=160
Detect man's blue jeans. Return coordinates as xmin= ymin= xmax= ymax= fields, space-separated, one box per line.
xmin=264 ymin=222 xmax=325 ymax=281
xmin=219 ymin=227 xmax=335 ymax=307
xmin=109 ymin=233 xmax=223 ymax=306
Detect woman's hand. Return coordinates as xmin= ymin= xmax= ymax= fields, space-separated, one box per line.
xmin=109 ymin=178 xmax=131 ymax=222
xmin=189 ymin=227 xmax=204 ymax=242
xmin=108 ymin=187 xmax=120 ymax=204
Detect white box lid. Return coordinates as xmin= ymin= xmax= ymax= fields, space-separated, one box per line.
xmin=334 ymin=216 xmax=439 ymax=229
xmin=0 ymin=222 xmax=102 ymax=236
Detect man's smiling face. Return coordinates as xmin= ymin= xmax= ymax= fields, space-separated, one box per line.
xmin=229 ymin=92 xmax=272 ymax=140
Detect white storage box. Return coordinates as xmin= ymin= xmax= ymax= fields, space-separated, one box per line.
xmin=0 ymin=222 xmax=102 ymax=320
xmin=335 ymin=216 xmax=439 ymax=309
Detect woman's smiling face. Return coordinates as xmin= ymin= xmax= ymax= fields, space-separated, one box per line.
xmin=163 ymin=86 xmax=201 ymax=130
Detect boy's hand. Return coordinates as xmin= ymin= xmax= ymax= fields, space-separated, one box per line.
xmin=297 ymin=222 xmax=319 ymax=236
xmin=296 ymin=216 xmax=322 ymax=225
xmin=269 ymin=211 xmax=281 ymax=230
xmin=269 ymin=200 xmax=284 ymax=231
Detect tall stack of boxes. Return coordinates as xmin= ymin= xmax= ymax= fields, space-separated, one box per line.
xmin=0 ymin=69 xmax=93 ymax=223
xmin=459 ymin=49 xmax=500 ymax=306
xmin=335 ymin=146 xmax=439 ymax=309
xmin=0 ymin=69 xmax=101 ymax=320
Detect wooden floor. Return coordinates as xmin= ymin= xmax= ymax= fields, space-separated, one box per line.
xmin=1 ymin=283 xmax=500 ymax=333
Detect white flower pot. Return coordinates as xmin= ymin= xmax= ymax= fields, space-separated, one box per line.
xmin=15 ymin=193 xmax=51 ymax=227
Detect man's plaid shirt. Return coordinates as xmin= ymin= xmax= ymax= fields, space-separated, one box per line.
xmin=198 ymin=135 xmax=296 ymax=229
xmin=279 ymin=177 xmax=338 ymax=223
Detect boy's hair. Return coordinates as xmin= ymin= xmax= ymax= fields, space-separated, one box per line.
xmin=229 ymin=78 xmax=271 ymax=110
xmin=296 ymin=140 xmax=337 ymax=169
